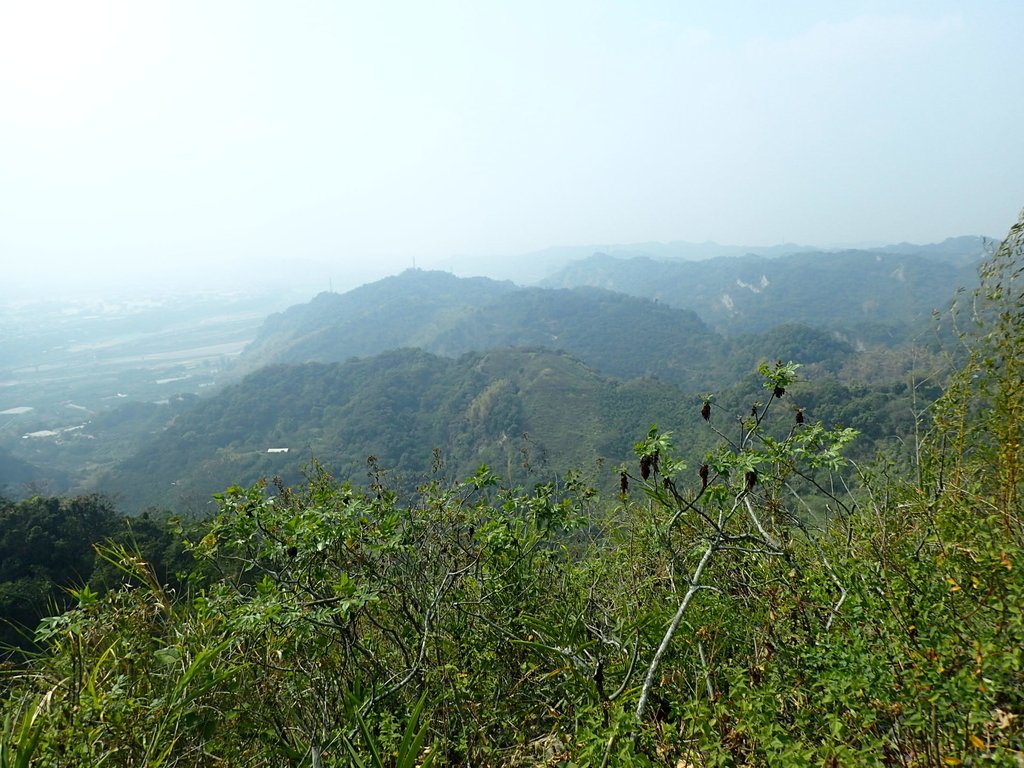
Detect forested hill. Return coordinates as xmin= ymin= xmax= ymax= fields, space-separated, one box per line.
xmin=95 ymin=347 xmax=709 ymax=513
xmin=0 ymin=446 xmax=55 ymax=493
xmin=239 ymin=269 xmax=734 ymax=392
xmin=541 ymin=244 xmax=984 ymax=338
xmin=240 ymin=247 xmax=980 ymax=395
xmin=245 ymin=270 xmax=518 ymax=366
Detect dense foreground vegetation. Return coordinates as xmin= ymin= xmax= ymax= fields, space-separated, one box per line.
xmin=1 ymin=218 xmax=1022 ymax=765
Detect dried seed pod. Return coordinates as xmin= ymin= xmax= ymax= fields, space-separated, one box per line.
xmin=701 ymin=401 xmax=711 ymax=421
xmin=795 ymin=408 xmax=804 ymax=425
xmin=773 ymin=385 xmax=785 ymax=398
xmin=699 ymin=463 xmax=709 ymax=489
xmin=287 ymin=545 xmax=298 ymax=559
xmin=751 ymin=403 xmax=759 ymax=417
xmin=640 ymin=455 xmax=652 ymax=480
xmin=620 ymin=472 xmax=629 ymax=494
xmin=744 ymin=470 xmax=758 ymax=491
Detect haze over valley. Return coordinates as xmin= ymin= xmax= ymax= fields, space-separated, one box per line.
xmin=0 ymin=234 xmax=986 ymax=510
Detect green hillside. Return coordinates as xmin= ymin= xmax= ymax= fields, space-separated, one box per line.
xmin=0 ymin=446 xmax=54 ymax=496
xmin=241 ymin=270 xmax=517 ymax=368
xmin=239 ymin=270 xmax=733 ymax=391
xmin=96 ymin=339 xmax=931 ymax=515
xmin=95 ymin=348 xmax=702 ymax=512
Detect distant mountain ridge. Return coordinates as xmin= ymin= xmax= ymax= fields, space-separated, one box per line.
xmin=541 ymin=246 xmax=982 ymax=337
xmin=240 ymin=270 xmax=732 ymax=392
xmin=868 ymin=235 xmax=990 ymax=265
xmin=244 ymin=270 xmax=517 ymax=366
xmin=3 ymin=236 xmax=988 ymax=511
xmin=243 ymin=247 xmax=977 ymax=393
xmin=89 ymin=244 xmax=979 ymax=511
xmin=431 ymin=235 xmax=989 ymax=283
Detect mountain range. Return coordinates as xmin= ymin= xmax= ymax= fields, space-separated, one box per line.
xmin=239 ymin=270 xmax=730 ymax=392
xmin=6 ymin=241 xmax=982 ymax=511
xmin=433 ymin=235 xmax=987 ymax=283
xmin=540 ymin=245 xmax=983 ymax=337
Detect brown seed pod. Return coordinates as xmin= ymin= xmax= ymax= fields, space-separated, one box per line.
xmin=699 ymin=463 xmax=709 ymax=489
xmin=795 ymin=408 xmax=804 ymax=425
xmin=640 ymin=455 xmax=652 ymax=480
xmin=701 ymin=401 xmax=711 ymax=421
xmin=620 ymin=472 xmax=629 ymax=494
xmin=773 ymin=385 xmax=785 ymax=398
xmin=744 ymin=470 xmax=758 ymax=491
xmin=286 ymin=545 xmax=298 ymax=559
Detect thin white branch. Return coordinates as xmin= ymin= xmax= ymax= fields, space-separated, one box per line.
xmin=635 ymin=535 xmax=719 ymax=721
xmin=743 ymin=495 xmax=782 ymax=551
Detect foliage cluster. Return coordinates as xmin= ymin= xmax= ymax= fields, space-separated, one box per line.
xmin=0 ymin=496 xmax=193 ymax=659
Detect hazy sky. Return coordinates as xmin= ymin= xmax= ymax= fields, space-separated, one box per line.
xmin=2 ymin=1 xmax=1022 ymax=295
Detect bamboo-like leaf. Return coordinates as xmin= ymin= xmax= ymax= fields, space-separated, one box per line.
xmin=0 ymin=690 xmax=51 ymax=768
xmin=341 ymin=736 xmax=368 ymax=768
xmin=353 ymin=707 xmax=384 ymax=768
xmin=396 ymin=692 xmax=434 ymax=768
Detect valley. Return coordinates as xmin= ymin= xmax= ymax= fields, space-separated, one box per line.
xmin=0 ymin=290 xmax=295 ymax=495
xmin=0 ymin=240 xmax=980 ymax=511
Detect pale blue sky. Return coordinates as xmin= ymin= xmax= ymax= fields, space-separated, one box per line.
xmin=1 ymin=1 xmax=1022 ymax=295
